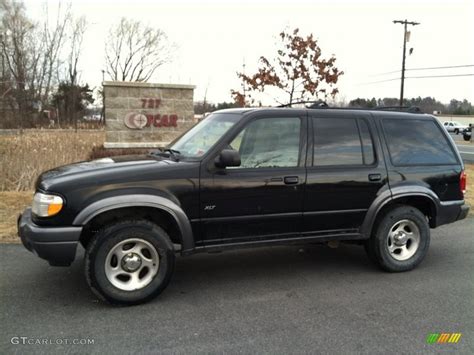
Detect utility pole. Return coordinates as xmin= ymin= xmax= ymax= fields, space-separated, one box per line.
xmin=393 ymin=19 xmax=420 ymax=107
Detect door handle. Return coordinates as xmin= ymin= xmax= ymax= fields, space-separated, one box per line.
xmin=284 ymin=176 xmax=299 ymax=185
xmin=368 ymin=173 xmax=382 ymax=182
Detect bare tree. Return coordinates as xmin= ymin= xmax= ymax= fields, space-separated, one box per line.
xmin=65 ymin=15 xmax=86 ymax=86
xmin=105 ymin=18 xmax=171 ymax=82
xmin=60 ymin=14 xmax=96 ymax=126
xmin=0 ymin=0 xmax=72 ymax=128
xmin=0 ymin=0 xmax=36 ymax=127
xmin=38 ymin=1 xmax=70 ymax=103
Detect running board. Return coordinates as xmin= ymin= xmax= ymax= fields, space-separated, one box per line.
xmin=193 ymin=232 xmax=365 ymax=253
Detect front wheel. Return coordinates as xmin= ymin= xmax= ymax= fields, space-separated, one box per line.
xmin=454 ymin=129 xmax=459 ymax=135
xmin=85 ymin=220 xmax=175 ymax=305
xmin=365 ymin=205 xmax=430 ymax=272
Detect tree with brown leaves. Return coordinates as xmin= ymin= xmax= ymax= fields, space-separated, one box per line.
xmin=231 ymin=28 xmax=343 ymax=107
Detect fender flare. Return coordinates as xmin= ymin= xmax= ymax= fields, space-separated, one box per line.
xmin=360 ymin=186 xmax=440 ymax=238
xmin=73 ymin=194 xmax=194 ymax=253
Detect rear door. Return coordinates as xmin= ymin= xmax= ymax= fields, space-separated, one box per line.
xmin=302 ymin=111 xmax=388 ymax=235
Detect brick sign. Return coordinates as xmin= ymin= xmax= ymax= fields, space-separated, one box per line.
xmin=103 ymin=81 xmax=195 ymax=148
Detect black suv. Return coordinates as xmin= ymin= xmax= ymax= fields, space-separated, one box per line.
xmin=18 ymin=107 xmax=469 ymax=305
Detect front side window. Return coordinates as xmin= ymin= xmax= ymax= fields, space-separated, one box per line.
xmin=382 ymin=118 xmax=457 ymax=165
xmin=313 ymin=117 xmax=375 ymax=166
xmin=229 ymin=117 xmax=301 ymax=168
xmin=170 ymin=113 xmax=241 ymax=158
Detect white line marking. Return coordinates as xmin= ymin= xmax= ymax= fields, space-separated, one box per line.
xmin=459 ymin=151 xmax=474 ymax=155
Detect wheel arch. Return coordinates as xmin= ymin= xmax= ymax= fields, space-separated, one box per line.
xmin=361 ymin=187 xmax=439 ymax=238
xmin=74 ymin=195 xmax=194 ymax=254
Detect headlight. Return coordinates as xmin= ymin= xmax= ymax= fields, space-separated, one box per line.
xmin=32 ymin=192 xmax=64 ymax=217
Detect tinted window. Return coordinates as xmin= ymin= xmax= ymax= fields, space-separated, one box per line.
xmin=383 ymin=119 xmax=457 ymax=165
xmin=230 ymin=117 xmax=300 ymax=168
xmin=313 ymin=118 xmax=374 ymax=166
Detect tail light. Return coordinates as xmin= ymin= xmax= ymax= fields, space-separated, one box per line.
xmin=460 ymin=170 xmax=467 ymax=197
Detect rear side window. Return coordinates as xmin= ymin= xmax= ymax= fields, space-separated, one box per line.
xmin=313 ymin=117 xmax=375 ymax=166
xmin=382 ymin=119 xmax=457 ymax=165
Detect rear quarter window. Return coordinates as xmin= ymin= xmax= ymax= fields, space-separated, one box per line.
xmin=382 ymin=118 xmax=458 ymax=165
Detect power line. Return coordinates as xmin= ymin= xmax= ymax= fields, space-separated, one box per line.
xmin=360 ymin=73 xmax=474 ymax=85
xmin=406 ymin=73 xmax=474 ymax=79
xmin=360 ymin=77 xmax=401 ymax=85
xmin=407 ymin=64 xmax=474 ymax=71
xmin=371 ymin=64 xmax=474 ymax=77
xmin=369 ymin=70 xmax=400 ymax=77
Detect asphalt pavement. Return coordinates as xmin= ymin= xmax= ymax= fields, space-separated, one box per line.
xmin=1 ymin=218 xmax=473 ymax=354
xmin=451 ymin=133 xmax=474 ymax=163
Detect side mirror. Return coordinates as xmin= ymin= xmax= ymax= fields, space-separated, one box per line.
xmin=215 ymin=149 xmax=241 ymax=168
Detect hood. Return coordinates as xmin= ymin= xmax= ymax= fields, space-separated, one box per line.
xmin=36 ymin=154 xmax=171 ymax=190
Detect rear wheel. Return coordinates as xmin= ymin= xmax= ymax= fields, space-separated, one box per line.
xmin=454 ymin=128 xmax=459 ymax=134
xmin=365 ymin=205 xmax=430 ymax=272
xmin=464 ymin=134 xmax=471 ymax=141
xmin=85 ymin=220 xmax=175 ymax=305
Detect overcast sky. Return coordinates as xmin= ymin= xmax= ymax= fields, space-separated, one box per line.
xmin=25 ymin=0 xmax=474 ymax=105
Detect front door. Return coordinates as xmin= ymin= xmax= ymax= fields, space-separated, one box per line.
xmin=199 ymin=113 xmax=307 ymax=245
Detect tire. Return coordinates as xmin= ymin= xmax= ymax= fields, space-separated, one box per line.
xmin=365 ymin=205 xmax=430 ymax=272
xmin=85 ymin=220 xmax=175 ymax=305
xmin=454 ymin=129 xmax=459 ymax=135
xmin=464 ymin=135 xmax=471 ymax=142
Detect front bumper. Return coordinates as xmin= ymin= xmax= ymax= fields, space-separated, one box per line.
xmin=18 ymin=208 xmax=82 ymax=266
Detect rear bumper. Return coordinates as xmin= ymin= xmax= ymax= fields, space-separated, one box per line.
xmin=18 ymin=208 xmax=82 ymax=266
xmin=435 ymin=201 xmax=470 ymax=227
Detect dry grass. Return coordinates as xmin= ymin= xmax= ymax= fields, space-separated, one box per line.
xmin=0 ymin=191 xmax=33 ymax=243
xmin=0 ymin=131 xmax=104 ymax=191
xmin=89 ymin=146 xmax=151 ymax=160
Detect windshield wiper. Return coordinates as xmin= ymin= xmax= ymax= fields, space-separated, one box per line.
xmin=163 ymin=148 xmax=181 ymax=160
xmin=149 ymin=148 xmax=181 ymax=161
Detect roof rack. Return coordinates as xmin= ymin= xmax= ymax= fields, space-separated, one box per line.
xmin=277 ymin=100 xmax=329 ymax=108
xmin=275 ymin=102 xmax=423 ymax=114
xmin=373 ymin=106 xmax=423 ymax=113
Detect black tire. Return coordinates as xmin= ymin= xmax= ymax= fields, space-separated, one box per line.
xmin=365 ymin=205 xmax=430 ymax=272
xmin=85 ymin=220 xmax=175 ymax=305
xmin=454 ymin=129 xmax=459 ymax=134
xmin=464 ymin=135 xmax=471 ymax=142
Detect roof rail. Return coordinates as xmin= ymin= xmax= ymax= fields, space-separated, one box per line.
xmin=277 ymin=101 xmax=329 ymax=108
xmin=373 ymin=106 xmax=423 ymax=113
xmin=274 ymin=102 xmax=423 ymax=113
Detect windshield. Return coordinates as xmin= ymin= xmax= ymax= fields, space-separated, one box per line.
xmin=169 ymin=113 xmax=241 ymax=158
